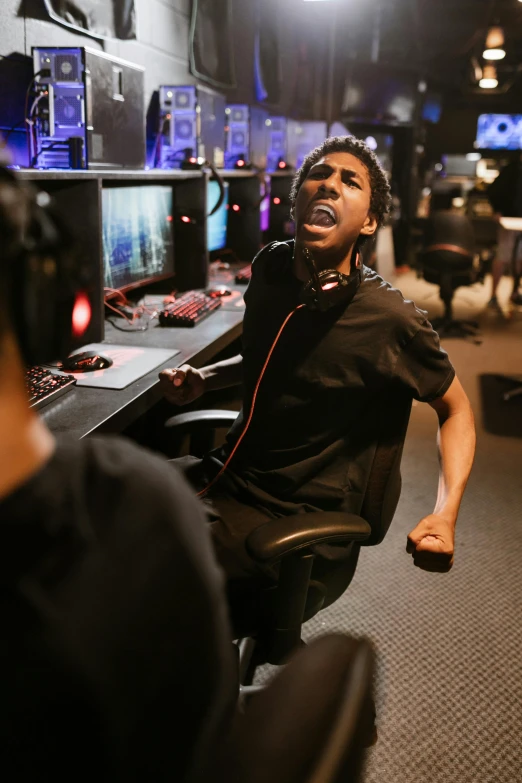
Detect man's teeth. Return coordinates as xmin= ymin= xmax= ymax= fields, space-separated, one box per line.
xmin=310 ymin=205 xmax=336 ymax=222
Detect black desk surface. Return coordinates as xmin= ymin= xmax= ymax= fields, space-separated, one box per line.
xmin=41 ymin=309 xmax=244 ymax=440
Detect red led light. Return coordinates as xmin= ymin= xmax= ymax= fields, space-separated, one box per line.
xmin=237 ymin=160 xmax=245 ymax=167
xmin=181 ymin=215 xmax=191 ymax=223
xmin=166 ymin=113 xmax=171 ymax=120
xmin=232 ymin=204 xmax=240 ymax=212
xmin=71 ymin=292 xmax=91 ymax=337
xmin=278 ymin=161 xmax=286 ymax=169
xmin=189 ymin=157 xmax=197 ymax=164
xmin=273 ymin=197 xmax=281 ymax=205
xmin=166 ymin=215 xmax=173 ymax=222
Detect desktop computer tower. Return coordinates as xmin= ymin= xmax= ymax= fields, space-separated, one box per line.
xmin=31 ymin=47 xmax=145 ymax=169
xmin=156 ymin=84 xmax=225 ymax=169
xmin=267 ymin=116 xmax=288 ymax=171
xmin=225 ymin=104 xmax=269 ymax=169
xmin=286 ymin=120 xmax=328 ymax=170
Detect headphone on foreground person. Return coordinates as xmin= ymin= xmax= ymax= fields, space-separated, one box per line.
xmin=0 ymin=165 xmax=92 ymax=366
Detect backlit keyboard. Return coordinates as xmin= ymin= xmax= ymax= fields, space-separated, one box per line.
xmin=26 ymin=366 xmax=76 ymax=410
xmin=158 ymin=291 xmax=222 ymax=328
xmin=235 ymin=264 xmax=252 ymax=284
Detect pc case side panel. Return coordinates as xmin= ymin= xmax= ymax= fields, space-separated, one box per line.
xmin=197 ymin=87 xmax=226 ymax=168
xmin=287 ymin=120 xmax=328 ymax=169
xmin=84 ymin=50 xmax=145 ymax=168
xmin=225 ymin=104 xmax=249 ymax=168
xmin=249 ymin=106 xmax=269 ymax=170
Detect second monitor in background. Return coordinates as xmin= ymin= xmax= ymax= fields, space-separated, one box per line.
xmin=207 ymin=178 xmax=230 ymax=254
xmin=103 ymin=185 xmax=175 ymax=292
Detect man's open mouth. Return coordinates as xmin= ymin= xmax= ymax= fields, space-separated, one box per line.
xmin=306 ymin=203 xmax=337 ymax=228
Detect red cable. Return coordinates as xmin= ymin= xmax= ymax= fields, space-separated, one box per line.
xmin=197 ymin=304 xmax=305 ymax=498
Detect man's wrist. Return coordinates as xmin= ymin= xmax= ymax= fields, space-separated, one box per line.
xmin=432 ymin=506 xmax=458 ymax=527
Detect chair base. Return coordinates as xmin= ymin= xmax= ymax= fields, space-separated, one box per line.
xmin=431 ymin=317 xmax=482 ymax=344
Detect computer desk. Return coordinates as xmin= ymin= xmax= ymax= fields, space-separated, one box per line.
xmin=40 ymin=309 xmax=244 ymax=440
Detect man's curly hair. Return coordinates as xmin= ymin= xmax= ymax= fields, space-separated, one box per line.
xmin=289 ymin=135 xmax=392 ymax=234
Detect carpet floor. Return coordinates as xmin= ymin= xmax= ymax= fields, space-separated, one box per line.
xmin=257 ymin=272 xmax=522 ymax=782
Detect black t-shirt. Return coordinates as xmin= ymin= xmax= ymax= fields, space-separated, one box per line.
xmin=211 ymin=241 xmax=455 ymax=516
xmin=0 ymin=437 xmax=235 ymax=782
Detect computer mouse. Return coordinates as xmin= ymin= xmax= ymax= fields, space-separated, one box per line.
xmin=205 ymin=287 xmax=232 ymax=298
xmin=62 ymin=351 xmax=113 ymax=373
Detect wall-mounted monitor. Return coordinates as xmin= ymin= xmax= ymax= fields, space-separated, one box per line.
xmin=342 ymin=66 xmax=417 ymax=125
xmin=476 ymin=114 xmax=522 ymax=150
xmin=102 ymin=185 xmax=174 ymax=291
xmin=287 ymin=120 xmax=328 ymax=170
xmin=207 ymin=179 xmax=229 ymax=252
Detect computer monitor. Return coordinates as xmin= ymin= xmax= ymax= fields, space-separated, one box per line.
xmin=342 ymin=66 xmax=417 ymax=125
xmin=102 ymin=185 xmax=174 ymax=292
xmin=207 ymin=179 xmax=229 ymax=253
xmin=442 ymin=155 xmax=478 ymax=177
xmin=260 ymin=178 xmax=270 ymax=233
xmin=476 ymin=114 xmax=522 ymax=150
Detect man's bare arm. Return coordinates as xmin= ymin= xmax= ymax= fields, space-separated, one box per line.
xmin=407 ymin=375 xmax=476 ymax=571
xmin=200 ymin=354 xmax=243 ymax=392
xmin=159 ymin=355 xmax=243 ymax=406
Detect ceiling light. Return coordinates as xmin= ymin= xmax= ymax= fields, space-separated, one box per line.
xmin=485 ymin=26 xmax=504 ymax=50
xmin=483 ymin=48 xmax=506 ymax=60
xmin=466 ymin=153 xmax=482 ymax=161
xmin=484 ymin=26 xmax=506 ymax=60
xmin=479 ymin=64 xmax=498 ymax=88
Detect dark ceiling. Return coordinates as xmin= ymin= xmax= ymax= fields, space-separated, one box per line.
xmin=328 ymin=0 xmax=522 ymax=96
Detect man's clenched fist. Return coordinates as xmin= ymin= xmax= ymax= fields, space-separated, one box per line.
xmin=159 ymin=365 xmax=206 ymax=406
xmin=406 ymin=513 xmax=455 ymax=573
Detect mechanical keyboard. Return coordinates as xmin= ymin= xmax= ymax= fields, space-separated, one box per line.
xmin=26 ymin=366 xmax=76 ymax=410
xmin=158 ymin=290 xmax=222 ymax=327
xmin=235 ymin=264 xmax=252 ymax=284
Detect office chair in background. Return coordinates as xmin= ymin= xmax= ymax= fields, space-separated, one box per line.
xmin=418 ymin=211 xmax=482 ymax=342
xmin=165 ymin=391 xmax=412 ymax=692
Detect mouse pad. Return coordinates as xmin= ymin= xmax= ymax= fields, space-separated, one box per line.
xmin=61 ymin=344 xmax=180 ymax=390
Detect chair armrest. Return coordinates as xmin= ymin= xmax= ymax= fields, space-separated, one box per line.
xmin=246 ymin=512 xmax=371 ymax=563
xmin=165 ymin=409 xmax=239 ymax=433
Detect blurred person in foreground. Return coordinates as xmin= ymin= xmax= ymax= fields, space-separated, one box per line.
xmin=0 ymin=166 xmax=236 ymax=782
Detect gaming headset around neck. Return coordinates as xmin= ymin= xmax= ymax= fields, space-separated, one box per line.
xmin=299 ymin=244 xmax=363 ymax=312
xmin=0 ymin=166 xmax=92 ymax=366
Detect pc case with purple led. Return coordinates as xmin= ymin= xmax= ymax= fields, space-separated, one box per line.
xmin=154 ymin=84 xmax=226 ymax=169
xmin=31 ymin=47 xmax=145 ymax=170
xmin=266 ymin=116 xmax=288 ymax=172
xmin=224 ymin=104 xmax=269 ymax=169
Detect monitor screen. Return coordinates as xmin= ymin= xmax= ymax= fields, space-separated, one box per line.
xmin=442 ymin=155 xmax=478 ymax=177
xmin=476 ymin=114 xmax=522 ymax=150
xmin=207 ymin=179 xmax=229 ymax=252
xmin=102 ymin=186 xmax=174 ymax=291
xmin=260 ymin=175 xmax=270 ymax=233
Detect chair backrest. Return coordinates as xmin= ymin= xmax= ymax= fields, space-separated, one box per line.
xmin=424 ymin=210 xmax=475 ymax=255
xmin=212 ymin=635 xmax=374 ymax=783
xmin=420 ymin=211 xmax=475 ymax=279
